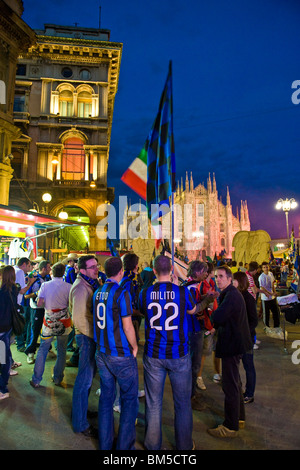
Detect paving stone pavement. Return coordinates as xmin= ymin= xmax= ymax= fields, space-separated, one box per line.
xmin=1 ymin=319 xmax=300 ymax=452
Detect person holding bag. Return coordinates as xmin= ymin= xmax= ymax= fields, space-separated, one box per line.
xmin=0 ymin=266 xmax=21 ymax=400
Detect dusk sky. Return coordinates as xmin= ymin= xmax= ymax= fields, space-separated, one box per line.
xmin=22 ymin=0 xmax=300 ymax=240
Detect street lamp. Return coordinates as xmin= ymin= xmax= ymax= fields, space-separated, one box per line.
xmin=275 ymin=198 xmax=297 ymax=240
xmin=58 ymin=209 xmax=68 ymax=220
xmin=42 ymin=192 xmax=52 ymax=214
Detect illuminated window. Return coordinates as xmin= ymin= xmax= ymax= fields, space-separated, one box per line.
xmin=77 ymin=91 xmax=92 ymax=117
xmin=61 ymin=137 xmax=85 ymax=181
xmin=59 ymin=89 xmax=73 ymax=116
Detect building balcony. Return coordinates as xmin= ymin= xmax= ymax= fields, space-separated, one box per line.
xmin=13 ymin=111 xmax=30 ymax=123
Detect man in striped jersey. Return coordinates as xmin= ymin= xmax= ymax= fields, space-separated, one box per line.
xmin=139 ymin=255 xmax=199 ymax=450
xmin=93 ymin=256 xmax=139 ymax=450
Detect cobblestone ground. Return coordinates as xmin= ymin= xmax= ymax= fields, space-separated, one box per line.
xmin=1 ymin=318 xmax=300 ymax=451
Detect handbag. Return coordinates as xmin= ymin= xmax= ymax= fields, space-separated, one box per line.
xmin=8 ymin=290 xmax=25 ymax=336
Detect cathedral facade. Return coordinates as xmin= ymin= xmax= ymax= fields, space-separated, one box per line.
xmin=119 ymin=172 xmax=251 ymax=262
xmin=172 ymin=172 xmax=251 ymax=260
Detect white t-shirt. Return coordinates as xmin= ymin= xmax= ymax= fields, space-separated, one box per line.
xmin=259 ymin=271 xmax=275 ymax=301
xmin=37 ymin=277 xmax=71 ymax=312
xmin=14 ymin=266 xmax=26 ymax=305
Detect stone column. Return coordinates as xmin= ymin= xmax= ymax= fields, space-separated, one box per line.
xmin=0 ymin=162 xmax=14 ymax=205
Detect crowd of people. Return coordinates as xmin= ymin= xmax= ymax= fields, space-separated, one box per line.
xmin=0 ymin=251 xmax=298 ymax=450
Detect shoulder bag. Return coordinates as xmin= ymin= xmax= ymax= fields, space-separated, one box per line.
xmin=8 ymin=290 xmax=25 ymax=336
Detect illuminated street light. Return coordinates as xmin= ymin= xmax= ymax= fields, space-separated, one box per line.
xmin=58 ymin=210 xmax=68 ymax=220
xmin=42 ymin=193 xmax=52 ymax=214
xmin=275 ymin=198 xmax=297 ymax=240
xmin=42 ymin=193 xmax=52 ymax=204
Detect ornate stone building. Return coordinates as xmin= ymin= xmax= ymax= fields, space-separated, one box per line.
xmin=120 ymin=172 xmax=251 ymax=262
xmin=0 ymin=0 xmax=35 ymax=204
xmin=173 ymin=172 xmax=250 ymax=260
xmin=9 ymin=23 xmax=122 ymax=251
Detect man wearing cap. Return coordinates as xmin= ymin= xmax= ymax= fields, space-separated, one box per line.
xmin=64 ymin=256 xmax=78 ymax=285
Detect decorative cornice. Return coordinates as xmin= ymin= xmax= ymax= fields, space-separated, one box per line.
xmin=0 ymin=2 xmax=36 ymax=51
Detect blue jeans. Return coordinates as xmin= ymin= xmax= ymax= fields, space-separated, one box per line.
xmin=25 ymin=308 xmax=45 ymax=355
xmin=96 ymin=351 xmax=139 ymax=450
xmin=242 ymin=350 xmax=256 ymax=398
xmin=31 ymin=334 xmax=68 ymax=385
xmin=16 ymin=306 xmax=31 ymax=350
xmin=72 ymin=334 xmax=96 ymax=433
xmin=0 ymin=330 xmax=12 ymax=394
xmin=189 ymin=330 xmax=204 ymax=397
xmin=143 ymin=353 xmax=193 ymax=450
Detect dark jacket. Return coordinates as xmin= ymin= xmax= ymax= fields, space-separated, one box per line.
xmin=140 ymin=268 xmax=156 ymax=289
xmin=242 ymin=290 xmax=258 ymax=344
xmin=211 ymin=284 xmax=253 ymax=358
xmin=0 ymin=285 xmax=18 ymax=333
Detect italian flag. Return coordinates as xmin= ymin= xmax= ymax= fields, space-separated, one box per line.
xmin=121 ymin=147 xmax=147 ymax=200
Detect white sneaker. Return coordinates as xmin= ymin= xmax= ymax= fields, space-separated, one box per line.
xmin=113 ymin=404 xmax=121 ymax=413
xmin=255 ymin=339 xmax=261 ymax=344
xmin=27 ymin=353 xmax=35 ymax=364
xmin=253 ymin=344 xmax=259 ymax=350
xmin=9 ymin=369 xmax=18 ymax=376
xmin=213 ymin=373 xmax=222 ymax=384
xmin=138 ymin=389 xmax=145 ymax=398
xmin=196 ymin=376 xmax=206 ymax=390
xmin=0 ymin=392 xmax=10 ymax=400
xmin=96 ymin=388 xmax=101 ymax=396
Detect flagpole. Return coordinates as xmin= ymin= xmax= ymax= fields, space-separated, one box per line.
xmin=171 ymin=190 xmax=175 ymax=271
xmin=169 ymin=60 xmax=175 ymax=273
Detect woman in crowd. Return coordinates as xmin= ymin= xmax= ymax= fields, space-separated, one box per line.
xmin=233 ymin=271 xmax=258 ymax=404
xmin=0 ymin=266 xmax=19 ymax=400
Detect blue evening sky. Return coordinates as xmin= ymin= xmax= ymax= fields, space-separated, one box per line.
xmin=22 ymin=0 xmax=300 ymax=240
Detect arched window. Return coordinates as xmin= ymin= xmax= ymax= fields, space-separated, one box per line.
xmin=77 ymin=91 xmax=92 ymax=118
xmin=61 ymin=137 xmax=85 ymax=181
xmin=59 ymin=89 xmax=73 ymax=116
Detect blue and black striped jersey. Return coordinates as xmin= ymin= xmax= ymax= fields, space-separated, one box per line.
xmin=183 ymin=280 xmax=202 ymax=333
xmin=64 ymin=265 xmax=76 ymax=284
xmin=93 ymin=280 xmax=133 ymax=357
xmin=120 ymin=273 xmax=140 ymax=311
xmin=139 ymin=282 xmax=195 ymax=359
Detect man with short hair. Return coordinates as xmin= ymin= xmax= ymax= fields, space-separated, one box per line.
xmin=119 ymin=252 xmax=144 ymax=399
xmin=30 ymin=263 xmax=72 ymax=388
xmin=246 ymin=261 xmax=267 ymax=300
xmin=258 ymin=262 xmax=280 ymax=328
xmin=120 ymin=253 xmax=142 ymax=341
xmin=208 ymin=265 xmax=252 ymax=439
xmin=182 ymin=261 xmax=217 ymax=395
xmin=14 ymin=258 xmax=36 ymax=352
xmin=64 ymin=257 xmax=78 ymax=284
xmin=139 ymin=255 xmax=198 ymax=450
xmin=70 ymin=255 xmax=99 ymax=438
xmin=93 ymin=256 xmax=139 ymax=450
xmin=24 ymin=260 xmax=51 ymax=364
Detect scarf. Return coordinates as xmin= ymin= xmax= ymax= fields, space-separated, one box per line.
xmin=123 ymin=270 xmax=140 ymax=287
xmin=79 ymin=273 xmax=100 ymax=292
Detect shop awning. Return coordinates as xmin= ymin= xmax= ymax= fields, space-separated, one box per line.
xmin=0 ymin=204 xmax=89 ymax=229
